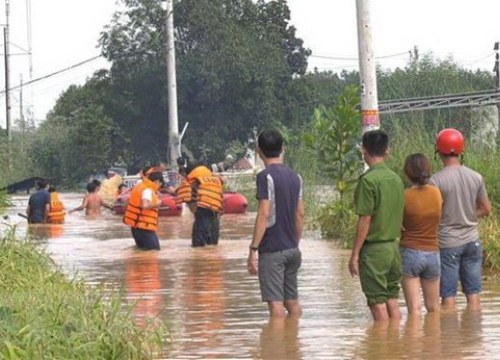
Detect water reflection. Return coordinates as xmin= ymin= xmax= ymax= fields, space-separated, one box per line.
xmin=27 ymin=224 xmax=65 ymax=239
xmin=125 ymin=251 xmax=162 ymax=327
xmin=356 ymin=319 xmax=401 ymax=360
xmin=257 ymin=317 xmax=301 ymax=360
xmin=356 ymin=310 xmax=485 ymax=360
xmin=174 ymin=254 xmax=228 ymax=358
xmin=456 ymin=310 xmax=483 ymax=358
xmin=3 ymin=193 xmax=500 ymax=359
xmin=401 ymin=313 xmax=442 ymax=359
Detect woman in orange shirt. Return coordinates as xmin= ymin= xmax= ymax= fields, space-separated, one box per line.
xmin=400 ymin=153 xmax=443 ymax=314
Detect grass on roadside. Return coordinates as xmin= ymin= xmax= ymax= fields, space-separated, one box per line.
xmin=0 ymin=228 xmax=167 ymax=359
xmin=480 ymin=216 xmax=500 ymax=278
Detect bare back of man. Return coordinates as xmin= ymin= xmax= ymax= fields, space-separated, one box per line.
xmin=85 ymin=193 xmax=105 ymax=216
xmin=69 ymin=183 xmax=112 ymax=218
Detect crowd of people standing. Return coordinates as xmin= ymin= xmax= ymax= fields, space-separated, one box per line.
xmin=348 ymin=128 xmax=491 ymax=322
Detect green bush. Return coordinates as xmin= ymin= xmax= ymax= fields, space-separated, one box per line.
xmin=480 ymin=217 xmax=500 ymax=277
xmin=299 ymin=85 xmax=362 ymax=246
xmin=316 ymin=200 xmax=357 ymax=248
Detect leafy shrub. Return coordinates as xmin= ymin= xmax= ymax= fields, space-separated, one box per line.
xmin=316 ymin=200 xmax=357 ymax=248
xmin=480 ymin=217 xmax=500 ymax=276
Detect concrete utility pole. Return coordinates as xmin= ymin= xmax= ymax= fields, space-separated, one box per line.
xmin=165 ymin=0 xmax=180 ymax=168
xmin=355 ymin=0 xmax=379 ymax=132
xmin=4 ymin=0 xmax=11 ymax=143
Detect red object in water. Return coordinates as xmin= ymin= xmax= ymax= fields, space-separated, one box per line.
xmin=113 ymin=191 xmax=247 ymax=215
xmin=158 ymin=193 xmax=183 ymax=216
xmin=113 ymin=192 xmax=183 ymax=216
xmin=223 ymin=191 xmax=248 ymax=214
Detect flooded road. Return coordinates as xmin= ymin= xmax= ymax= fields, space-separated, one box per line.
xmin=4 ymin=193 xmax=500 ymax=359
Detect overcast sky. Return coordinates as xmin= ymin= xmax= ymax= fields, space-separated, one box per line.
xmin=3 ymin=0 xmax=500 ymax=125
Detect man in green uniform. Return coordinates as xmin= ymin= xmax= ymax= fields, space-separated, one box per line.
xmin=348 ymin=129 xmax=405 ymax=321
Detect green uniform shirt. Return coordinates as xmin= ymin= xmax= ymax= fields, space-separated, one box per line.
xmin=354 ymin=162 xmax=404 ymax=242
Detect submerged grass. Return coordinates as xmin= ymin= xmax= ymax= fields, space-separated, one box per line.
xmin=0 ymin=228 xmax=167 ymax=359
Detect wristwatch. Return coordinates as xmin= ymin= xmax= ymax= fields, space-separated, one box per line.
xmin=250 ymin=245 xmax=259 ymax=251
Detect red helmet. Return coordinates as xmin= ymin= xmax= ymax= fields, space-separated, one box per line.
xmin=435 ymin=128 xmax=464 ymax=155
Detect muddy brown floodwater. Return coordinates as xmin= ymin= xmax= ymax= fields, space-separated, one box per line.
xmin=3 ymin=192 xmax=500 ymax=359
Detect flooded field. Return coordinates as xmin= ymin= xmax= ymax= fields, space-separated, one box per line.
xmin=3 ymin=193 xmax=500 ymax=359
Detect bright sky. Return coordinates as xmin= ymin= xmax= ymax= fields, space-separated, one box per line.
xmin=2 ymin=0 xmax=500 ymax=126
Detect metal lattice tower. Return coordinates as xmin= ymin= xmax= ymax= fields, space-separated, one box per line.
xmin=379 ymin=89 xmax=500 ymax=114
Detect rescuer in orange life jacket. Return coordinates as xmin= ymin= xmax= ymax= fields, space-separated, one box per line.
xmin=123 ymin=171 xmax=165 ymax=250
xmin=47 ymin=186 xmax=65 ymax=224
xmin=175 ymin=158 xmax=224 ymax=247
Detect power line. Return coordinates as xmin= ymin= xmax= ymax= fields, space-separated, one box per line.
xmin=310 ymin=54 xmax=358 ymax=61
xmin=310 ymin=50 xmax=409 ymax=61
xmin=0 ymin=55 xmax=103 ymax=95
xmin=0 ymin=48 xmax=494 ymax=100
xmin=468 ymin=52 xmax=494 ymax=65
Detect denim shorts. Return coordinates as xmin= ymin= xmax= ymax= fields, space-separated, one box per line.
xmin=258 ymin=248 xmax=301 ymax=302
xmin=440 ymin=240 xmax=482 ymax=298
xmin=400 ymin=247 xmax=440 ymax=280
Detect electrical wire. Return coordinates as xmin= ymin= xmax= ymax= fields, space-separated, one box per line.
xmin=0 ymin=55 xmax=103 ymax=95
xmin=310 ymin=50 xmax=409 ymax=61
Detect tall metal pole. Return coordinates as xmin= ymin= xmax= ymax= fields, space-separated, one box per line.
xmin=494 ymin=42 xmax=499 ymax=88
xmin=166 ymin=0 xmax=180 ymax=168
xmin=4 ymin=0 xmax=11 ymax=143
xmin=356 ymin=0 xmax=379 ymax=133
xmin=19 ymin=74 xmax=24 ymax=135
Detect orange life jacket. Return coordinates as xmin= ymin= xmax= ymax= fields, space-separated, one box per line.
xmin=48 ymin=192 xmax=65 ymax=224
xmin=123 ymin=179 xmax=160 ymax=231
xmin=175 ymin=179 xmax=192 ymax=205
xmin=175 ymin=166 xmax=224 ymax=212
xmin=182 ymin=166 xmax=223 ymax=213
xmin=187 ymin=165 xmax=213 ymax=181
xmin=195 ymin=176 xmax=223 ymax=213
xmin=174 ymin=166 xmax=211 ymax=205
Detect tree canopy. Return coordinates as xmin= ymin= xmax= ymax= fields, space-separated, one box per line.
xmin=97 ymin=0 xmax=311 ymax=165
xmin=2 ymin=1 xmax=494 ymax=187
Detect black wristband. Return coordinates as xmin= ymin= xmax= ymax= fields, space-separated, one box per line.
xmin=250 ymin=245 xmax=259 ymax=251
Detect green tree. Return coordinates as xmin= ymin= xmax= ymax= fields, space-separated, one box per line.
xmin=302 ymin=85 xmax=361 ymax=244
xmin=28 ymin=83 xmax=118 ymax=185
xmin=62 ymin=106 xmax=115 ymax=183
xmin=99 ymin=0 xmax=168 ymax=166
xmin=28 ymin=117 xmax=68 ymax=183
xmin=303 ymin=85 xmax=361 ymax=197
xmin=99 ymin=0 xmax=310 ymax=164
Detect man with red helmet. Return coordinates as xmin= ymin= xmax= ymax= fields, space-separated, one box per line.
xmin=431 ymin=128 xmax=491 ymax=310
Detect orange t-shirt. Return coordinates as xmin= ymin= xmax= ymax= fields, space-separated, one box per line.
xmin=400 ymin=184 xmax=442 ymax=251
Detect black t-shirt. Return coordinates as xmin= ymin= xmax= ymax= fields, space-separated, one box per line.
xmin=256 ymin=163 xmax=302 ymax=253
xmin=28 ymin=189 xmax=50 ymax=223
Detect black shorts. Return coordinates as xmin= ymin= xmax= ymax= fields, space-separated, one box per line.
xmin=192 ymin=207 xmax=220 ymax=247
xmin=131 ymin=228 xmax=160 ymax=250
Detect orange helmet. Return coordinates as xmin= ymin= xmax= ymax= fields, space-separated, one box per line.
xmin=435 ymin=128 xmax=464 ymax=155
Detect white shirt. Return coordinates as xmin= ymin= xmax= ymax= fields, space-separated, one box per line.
xmin=142 ymin=188 xmax=153 ymax=202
